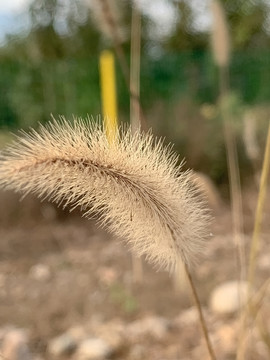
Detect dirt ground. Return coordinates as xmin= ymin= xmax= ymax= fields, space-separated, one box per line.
xmin=0 ymin=181 xmax=269 ymax=360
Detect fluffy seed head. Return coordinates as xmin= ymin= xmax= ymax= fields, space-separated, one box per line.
xmin=0 ymin=117 xmax=210 ymax=272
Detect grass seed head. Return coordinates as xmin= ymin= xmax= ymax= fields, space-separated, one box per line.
xmin=0 ymin=116 xmax=210 ymax=272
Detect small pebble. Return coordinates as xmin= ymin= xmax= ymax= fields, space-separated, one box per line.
xmin=210 ymin=281 xmax=249 ymax=315
xmin=1 ymin=329 xmax=32 ymax=360
xmin=75 ymin=338 xmax=112 ymax=360
xmin=29 ymin=264 xmax=51 ymax=281
xmin=127 ymin=316 xmax=169 ymax=340
xmin=48 ymin=334 xmax=77 ymax=356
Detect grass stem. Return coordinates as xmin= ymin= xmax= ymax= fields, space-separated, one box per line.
xmin=185 ymin=264 xmax=217 ymax=360
xmin=236 ymin=121 xmax=270 ymax=360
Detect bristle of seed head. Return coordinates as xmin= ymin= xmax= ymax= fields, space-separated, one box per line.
xmin=0 ymin=116 xmax=210 ymax=272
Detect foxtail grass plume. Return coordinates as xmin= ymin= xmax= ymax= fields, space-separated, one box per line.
xmin=210 ymin=0 xmax=230 ymax=67
xmin=0 ymin=117 xmax=210 ymax=272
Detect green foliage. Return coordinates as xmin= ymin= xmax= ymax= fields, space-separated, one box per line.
xmin=1 ymin=0 xmax=270 ymax=128
xmin=0 ymin=60 xmax=19 ymax=128
xmin=230 ymin=51 xmax=270 ymax=103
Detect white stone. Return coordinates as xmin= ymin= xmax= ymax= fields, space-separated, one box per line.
xmin=29 ymin=264 xmax=51 ymax=281
xmin=127 ymin=316 xmax=169 ymax=340
xmin=66 ymin=326 xmax=87 ymax=342
xmin=76 ymin=338 xmax=112 ymax=360
xmin=210 ymin=281 xmax=249 ymax=314
xmin=48 ymin=334 xmax=77 ymax=356
xmin=1 ymin=329 xmax=32 ymax=360
xmin=93 ymin=319 xmax=125 ymax=350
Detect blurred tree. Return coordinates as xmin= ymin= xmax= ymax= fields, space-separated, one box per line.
xmin=0 ymin=0 xmax=105 ymax=126
xmin=165 ymin=1 xmax=208 ymax=52
xmin=0 ymin=0 xmax=270 ymax=129
xmin=164 ymin=0 xmax=270 ymax=52
xmin=28 ymin=0 xmax=102 ymax=59
xmin=222 ymin=0 xmax=270 ymax=50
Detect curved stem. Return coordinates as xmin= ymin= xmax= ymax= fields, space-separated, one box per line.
xmin=185 ymin=264 xmax=217 ymax=360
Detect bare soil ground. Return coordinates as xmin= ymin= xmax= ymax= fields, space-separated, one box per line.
xmin=0 ymin=184 xmax=269 ymax=360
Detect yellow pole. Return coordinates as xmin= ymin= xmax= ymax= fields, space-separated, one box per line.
xmin=99 ymin=50 xmax=118 ymax=143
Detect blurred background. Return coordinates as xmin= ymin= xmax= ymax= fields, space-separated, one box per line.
xmin=0 ymin=1 xmax=270 ymax=360
xmin=0 ymin=0 xmax=270 ymax=186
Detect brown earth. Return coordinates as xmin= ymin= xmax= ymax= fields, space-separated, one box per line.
xmin=0 ymin=182 xmax=269 ymax=360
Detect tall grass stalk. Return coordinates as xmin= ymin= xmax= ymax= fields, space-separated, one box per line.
xmin=99 ymin=0 xmax=146 ymax=130
xmin=210 ymin=0 xmax=230 ymax=68
xmin=211 ymin=0 xmax=246 ymax=284
xmin=91 ymin=0 xmax=126 ymax=45
xmin=243 ymin=112 xmax=260 ymax=186
xmin=99 ymin=0 xmax=129 ymax=83
xmin=248 ymin=121 xmax=270 ymax=286
xmin=185 ymin=263 xmax=217 ymax=360
xmin=130 ymin=3 xmax=141 ymax=132
xmin=237 ymin=122 xmax=270 ymax=360
xmin=130 ymin=3 xmax=144 ymax=283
